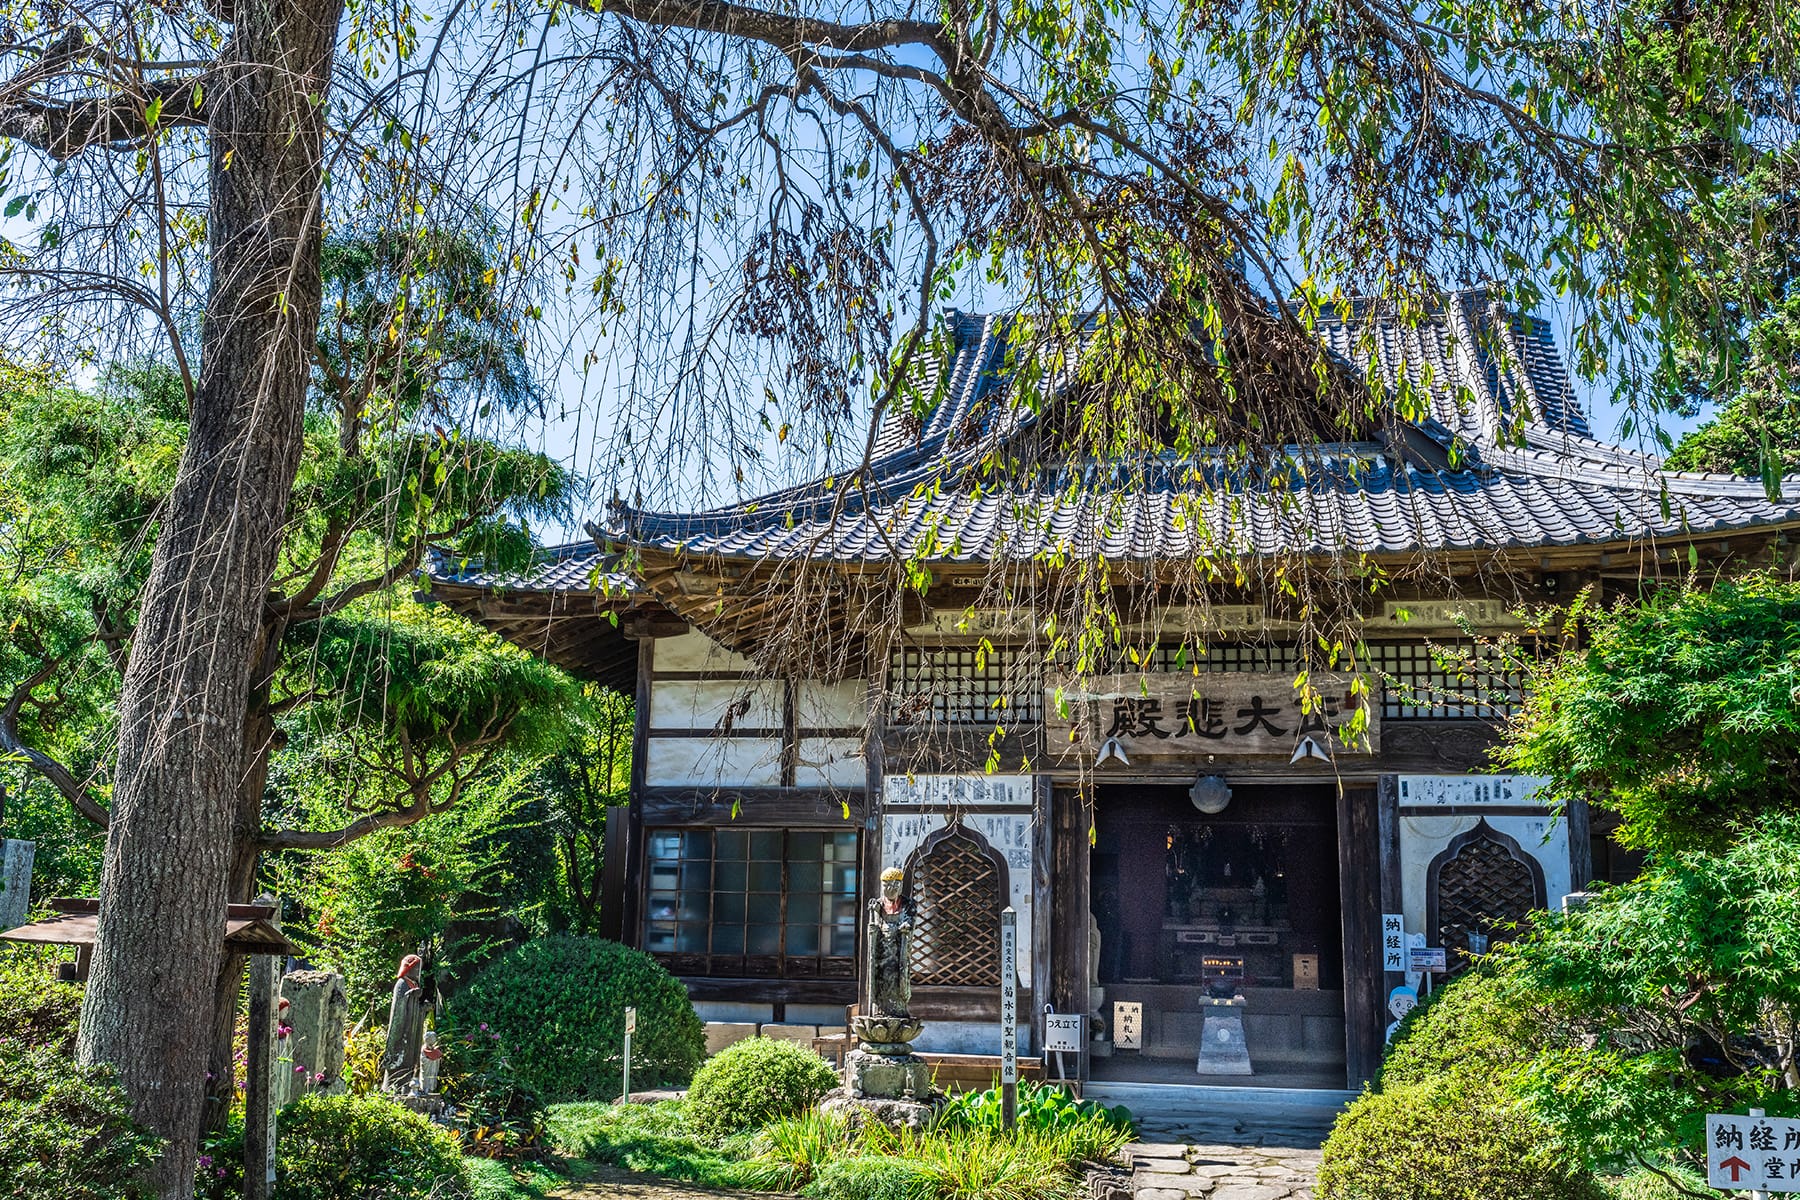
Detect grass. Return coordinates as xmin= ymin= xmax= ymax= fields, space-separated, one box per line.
xmin=537 ymin=1095 xmax=1131 ymax=1200
xmin=464 ymin=1157 xmax=570 ymax=1200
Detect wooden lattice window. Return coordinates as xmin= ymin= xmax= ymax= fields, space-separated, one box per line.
xmin=906 ymin=826 xmax=1007 ymax=987
xmin=1426 ymin=820 xmax=1547 ymax=969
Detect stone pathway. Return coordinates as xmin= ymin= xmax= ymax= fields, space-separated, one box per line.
xmin=1127 ymin=1141 xmax=1320 ymax=1200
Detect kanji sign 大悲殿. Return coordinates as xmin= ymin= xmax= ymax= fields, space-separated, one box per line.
xmin=1045 ymin=671 xmax=1379 ymax=759
xmin=1707 ymin=1113 xmax=1800 ymax=1192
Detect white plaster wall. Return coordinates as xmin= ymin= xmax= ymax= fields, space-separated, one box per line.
xmin=644 ymin=737 xmax=783 ymax=788
xmin=797 ymin=680 xmax=868 ymax=729
xmin=912 ymin=1019 xmax=1029 ymax=1056
xmin=649 ymin=679 xmax=783 ymax=731
xmin=795 ymin=737 xmax=866 ymax=788
xmin=1398 ymin=811 xmax=1572 ymax=938
xmin=880 ymin=808 xmax=1035 ymax=988
xmin=655 ymin=629 xmax=756 ymax=673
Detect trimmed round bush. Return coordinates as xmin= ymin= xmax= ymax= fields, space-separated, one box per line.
xmin=1316 ymin=1075 xmax=1605 ymax=1200
xmin=684 ymin=1037 xmax=838 ymax=1141
xmin=273 ymin=1093 xmax=472 ymax=1200
xmin=1379 ymin=967 xmax=1540 ymax=1090
xmin=448 ymin=935 xmax=703 ymax=1100
xmin=0 ymin=1043 xmax=161 ymax=1200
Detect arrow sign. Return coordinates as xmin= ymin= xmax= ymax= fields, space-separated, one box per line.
xmin=1707 ymin=1112 xmax=1800 ymax=1192
xmin=1719 ymin=1156 xmax=1753 ymax=1183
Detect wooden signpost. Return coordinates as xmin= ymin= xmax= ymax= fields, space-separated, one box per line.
xmin=622 ymin=1006 xmax=637 ymax=1104
xmin=999 ymin=907 xmax=1017 ymax=1132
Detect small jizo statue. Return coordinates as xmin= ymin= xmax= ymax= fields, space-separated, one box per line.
xmin=382 ymin=954 xmax=428 ymax=1091
xmin=413 ymin=1029 xmax=443 ymax=1096
xmin=865 ymin=867 xmax=913 ymax=1019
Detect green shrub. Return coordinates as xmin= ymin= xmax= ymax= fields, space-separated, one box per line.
xmin=272 ymin=1092 xmax=473 ymax=1200
xmin=1379 ymin=967 xmax=1542 ymax=1091
xmin=0 ymin=1043 xmax=161 ymax=1200
xmin=439 ymin=1019 xmax=547 ymax=1159
xmin=1317 ymin=1075 xmax=1606 ymax=1200
xmin=807 ymin=1154 xmax=936 ymax=1200
xmin=0 ymin=952 xmax=83 ymax=1053
xmin=449 ymin=936 xmax=702 ymax=1100
xmin=684 ymin=1037 xmax=839 ymax=1141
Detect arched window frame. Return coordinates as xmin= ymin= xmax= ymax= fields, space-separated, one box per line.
xmin=903 ymin=822 xmax=1011 ymax=988
xmin=1424 ymin=818 xmax=1547 ymax=965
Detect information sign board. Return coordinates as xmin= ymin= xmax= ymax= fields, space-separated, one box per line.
xmin=1043 ymin=1013 xmax=1084 ymax=1053
xmin=1707 ymin=1113 xmax=1800 ymax=1192
xmin=1381 ymin=914 xmax=1405 ymax=972
xmin=1113 ymin=1002 xmax=1143 ymax=1050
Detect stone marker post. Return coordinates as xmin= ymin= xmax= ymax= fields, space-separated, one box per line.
xmin=244 ymin=899 xmax=281 ymax=1200
xmin=276 ymin=970 xmax=349 ymax=1105
xmin=0 ymin=839 xmax=35 ymax=932
xmin=1000 ymin=906 xmax=1018 ymax=1133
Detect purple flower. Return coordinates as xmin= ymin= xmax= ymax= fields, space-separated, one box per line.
xmin=198 ymin=1156 xmax=212 ymax=1169
xmin=313 ymin=1072 xmax=326 ymax=1084
xmin=479 ymin=1023 xmax=489 ymax=1031
xmin=294 ymin=1065 xmax=306 ymax=1074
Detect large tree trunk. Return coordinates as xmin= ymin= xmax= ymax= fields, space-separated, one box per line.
xmin=203 ymin=694 xmax=282 ymax=1129
xmin=73 ymin=0 xmax=342 ymax=1194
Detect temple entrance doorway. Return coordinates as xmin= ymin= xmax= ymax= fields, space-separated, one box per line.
xmin=1089 ymin=782 xmax=1347 ymax=1088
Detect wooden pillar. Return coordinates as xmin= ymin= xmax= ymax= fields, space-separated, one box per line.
xmin=1050 ymin=782 xmax=1091 ymax=1083
xmin=860 ymin=669 xmax=887 ymax=1018
xmin=1030 ymin=775 xmax=1053 ymax=1057
xmin=1566 ymin=795 xmax=1593 ymax=893
xmin=1337 ymin=782 xmax=1385 ymax=1088
xmin=621 ymin=636 xmax=653 ymax=951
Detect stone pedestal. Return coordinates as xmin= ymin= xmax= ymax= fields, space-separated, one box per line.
xmin=821 ymin=1013 xmax=942 ymax=1129
xmin=0 ymin=840 xmax=35 ymax=932
xmin=1196 ymin=996 xmax=1253 ymax=1076
xmin=820 ymin=1087 xmax=939 ymax=1131
xmin=845 ymin=1046 xmax=934 ymax=1102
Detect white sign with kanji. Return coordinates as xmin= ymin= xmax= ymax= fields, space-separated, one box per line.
xmin=1043 ymin=1013 xmax=1084 ymax=1053
xmin=1381 ymin=914 xmax=1405 ymax=972
xmin=1707 ymin=1113 xmax=1800 ymax=1192
xmin=1113 ymin=1002 xmax=1143 ymax=1050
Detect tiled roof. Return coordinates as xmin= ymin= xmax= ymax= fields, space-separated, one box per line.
xmin=594 ymin=292 xmax=1800 ymax=562
xmin=427 ymin=541 xmax=635 ymax=594
xmin=429 ymin=293 xmax=1800 ymax=586
xmin=605 ymin=451 xmax=1800 ymax=560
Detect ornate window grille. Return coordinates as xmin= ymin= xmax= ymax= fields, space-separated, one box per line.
xmin=1425 ymin=820 xmax=1547 ymax=969
xmin=906 ymin=826 xmax=1007 ymax=987
xmin=887 ymin=637 xmax=1529 ymax=724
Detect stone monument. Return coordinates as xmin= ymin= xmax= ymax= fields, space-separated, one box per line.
xmin=820 ymin=867 xmax=940 ymax=1128
xmin=274 ymin=970 xmax=350 ymax=1106
xmin=382 ymin=954 xmax=429 ymax=1091
xmin=0 ymin=838 xmax=34 ymax=933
